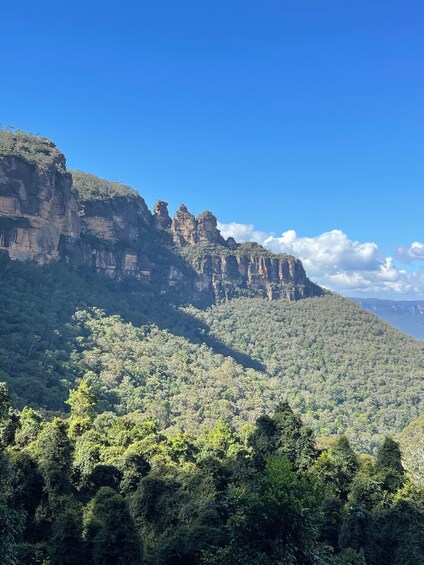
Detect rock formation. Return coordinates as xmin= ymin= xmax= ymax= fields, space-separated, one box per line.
xmin=172 ymin=204 xmax=198 ymax=245
xmin=183 ymin=244 xmax=319 ymax=303
xmin=0 ymin=131 xmax=323 ymax=305
xmin=153 ymin=200 xmax=172 ymax=231
xmin=197 ymin=211 xmax=226 ymax=245
xmin=0 ymin=137 xmax=80 ymax=264
xmin=70 ymin=181 xmax=153 ymax=279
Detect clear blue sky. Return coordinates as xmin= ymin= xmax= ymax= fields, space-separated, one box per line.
xmin=2 ymin=1 xmax=424 ymax=296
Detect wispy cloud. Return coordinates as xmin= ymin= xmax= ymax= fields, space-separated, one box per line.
xmin=218 ymin=222 xmax=424 ymax=298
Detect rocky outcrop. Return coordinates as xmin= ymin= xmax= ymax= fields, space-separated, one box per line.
xmin=174 ymin=243 xmax=322 ymax=304
xmin=171 ymin=206 xmax=227 ymax=247
xmin=0 ymin=131 xmax=323 ymax=304
xmin=153 ymin=200 xmax=172 ymax=231
xmin=81 ymin=196 xmax=151 ymax=243
xmin=64 ymin=172 xmax=153 ymax=280
xmin=0 ymin=139 xmax=80 ymax=264
xmin=172 ymin=204 xmax=198 ymax=245
xmin=197 ymin=211 xmax=226 ymax=245
xmin=226 ymin=236 xmax=238 ymax=250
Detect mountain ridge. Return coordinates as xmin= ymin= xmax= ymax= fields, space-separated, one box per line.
xmin=352 ymin=297 xmax=424 ymax=339
xmin=0 ymin=130 xmax=322 ymax=306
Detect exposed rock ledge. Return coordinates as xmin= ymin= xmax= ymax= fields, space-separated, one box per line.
xmin=0 ymin=131 xmax=323 ymax=305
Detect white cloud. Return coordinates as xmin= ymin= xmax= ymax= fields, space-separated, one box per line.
xmin=218 ymin=222 xmax=269 ymax=245
xmin=218 ymin=222 xmax=424 ymax=298
xmin=397 ymin=241 xmax=424 ymax=263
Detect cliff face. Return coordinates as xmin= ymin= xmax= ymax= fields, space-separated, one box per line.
xmin=0 ymin=142 xmax=80 ymax=264
xmin=194 ymin=252 xmax=318 ymax=301
xmin=174 ymin=243 xmax=321 ymax=304
xmin=67 ymin=188 xmax=153 ymax=279
xmin=0 ymin=132 xmax=322 ymax=305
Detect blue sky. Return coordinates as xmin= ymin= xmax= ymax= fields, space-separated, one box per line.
xmin=2 ymin=1 xmax=424 ymax=297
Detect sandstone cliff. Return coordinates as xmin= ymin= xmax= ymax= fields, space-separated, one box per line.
xmin=66 ymin=170 xmax=154 ymax=279
xmin=0 ymin=134 xmax=80 ymax=263
xmin=0 ymin=131 xmax=322 ymax=305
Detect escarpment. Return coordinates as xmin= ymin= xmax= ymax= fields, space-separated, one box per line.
xmin=0 ymin=136 xmax=80 ymax=263
xmin=64 ymin=170 xmax=154 ymax=279
xmin=0 ymin=131 xmax=322 ymax=304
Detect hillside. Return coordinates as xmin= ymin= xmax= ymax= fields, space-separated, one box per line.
xmin=193 ymin=295 xmax=424 ymax=450
xmin=2 ymin=131 xmax=424 ymax=562
xmin=3 ymin=380 xmax=421 ymax=564
xmin=352 ymin=297 xmax=424 ymax=339
xmin=1 ymin=252 xmax=424 ymax=451
xmin=1 ymin=131 xmax=424 ymax=453
xmin=399 ymin=414 xmax=424 ymax=485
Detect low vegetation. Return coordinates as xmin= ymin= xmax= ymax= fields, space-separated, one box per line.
xmin=71 ymin=170 xmax=142 ymax=202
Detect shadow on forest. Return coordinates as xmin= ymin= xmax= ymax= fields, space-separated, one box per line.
xmin=92 ymin=244 xmax=268 ymax=374
xmin=0 ymin=253 xmax=267 ymax=410
xmin=137 ymin=300 xmax=267 ymax=373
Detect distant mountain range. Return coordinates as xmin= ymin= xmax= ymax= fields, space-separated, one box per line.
xmin=352 ymin=298 xmax=424 ymax=339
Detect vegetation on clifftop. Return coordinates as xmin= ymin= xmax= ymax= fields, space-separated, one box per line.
xmin=0 ymin=128 xmax=66 ymax=171
xmin=71 ymin=170 xmax=143 ymax=202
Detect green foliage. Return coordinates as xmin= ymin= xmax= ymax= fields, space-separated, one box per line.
xmin=0 ymin=382 xmax=18 ymax=446
xmin=198 ymin=295 xmax=424 ymax=450
xmin=71 ymin=170 xmax=141 ymax=202
xmin=0 ymin=448 xmax=24 ymax=564
xmin=328 ymin=436 xmax=360 ymax=499
xmin=249 ymin=402 xmax=316 ymax=473
xmin=205 ymin=456 xmax=329 ymax=564
xmin=14 ymin=407 xmax=43 ymax=448
xmin=0 ymin=500 xmax=23 ymax=565
xmin=49 ymin=507 xmax=86 ymax=565
xmin=376 ymin=499 xmax=424 ymax=564
xmin=398 ymin=413 xmax=424 ymax=485
xmin=1 ymin=387 xmax=424 ymax=564
xmin=85 ymin=487 xmax=143 ymax=564
xmin=8 ymin=452 xmax=43 ymax=540
xmin=83 ymin=464 xmax=122 ymax=495
xmin=0 ymin=252 xmax=423 ymax=453
xmin=337 ymin=548 xmax=367 ymax=565
xmin=0 ymin=252 xmax=143 ymax=411
xmin=35 ymin=419 xmax=73 ymax=498
xmin=0 ymin=128 xmax=66 ymax=171
xmin=375 ymin=437 xmax=405 ymax=493
xmin=66 ymin=381 xmax=98 ymax=439
xmin=73 ymin=307 xmax=274 ymax=433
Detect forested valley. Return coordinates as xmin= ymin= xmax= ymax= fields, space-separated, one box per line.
xmin=1 ymin=254 xmax=424 ymax=563
xmin=1 ymin=131 xmax=424 ymax=563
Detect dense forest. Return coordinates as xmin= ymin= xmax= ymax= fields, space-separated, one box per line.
xmin=2 ymin=379 xmax=424 ymax=564
xmin=1 ymin=253 xmax=424 ymax=453
xmin=195 ymin=297 xmax=424 ymax=450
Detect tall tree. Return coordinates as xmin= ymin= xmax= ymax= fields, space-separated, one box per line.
xmin=49 ymin=507 xmax=87 ymax=565
xmin=375 ymin=437 xmax=405 ymax=493
xmin=85 ymin=487 xmax=143 ymax=564
xmin=36 ymin=419 xmax=73 ymax=498
xmin=66 ymin=381 xmax=98 ymax=439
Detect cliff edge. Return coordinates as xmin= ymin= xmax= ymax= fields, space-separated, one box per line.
xmin=0 ymin=131 xmax=322 ymax=305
